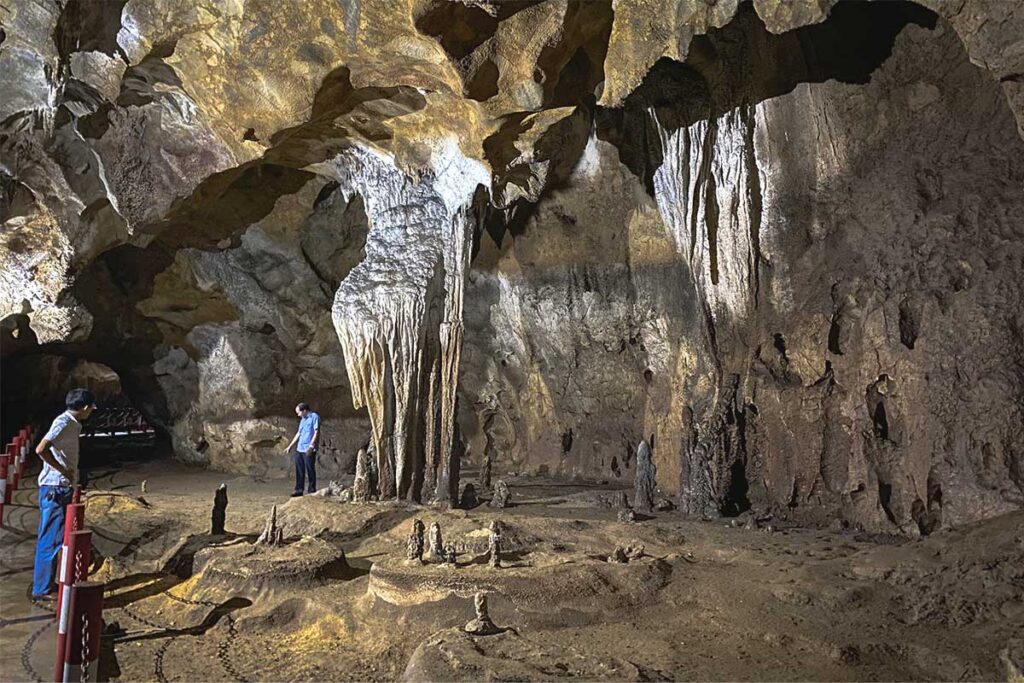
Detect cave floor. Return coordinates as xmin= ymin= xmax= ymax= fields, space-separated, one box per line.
xmin=1 ymin=452 xmax=1021 ymax=682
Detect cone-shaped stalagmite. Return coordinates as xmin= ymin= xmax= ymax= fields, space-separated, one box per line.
xmin=634 ymin=440 xmax=656 ymax=513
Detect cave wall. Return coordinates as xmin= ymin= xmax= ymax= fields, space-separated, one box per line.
xmin=1 ymin=0 xmax=1022 ymax=527
xmin=462 ymin=14 xmax=1024 ymax=531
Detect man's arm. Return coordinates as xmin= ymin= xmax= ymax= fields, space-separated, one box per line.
xmin=283 ymin=430 xmax=300 ymax=455
xmin=311 ymin=414 xmax=321 ymax=451
xmin=35 ymin=438 xmax=73 ymax=481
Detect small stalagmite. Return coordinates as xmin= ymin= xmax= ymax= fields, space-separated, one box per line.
xmin=352 ymin=447 xmax=371 ymax=503
xmin=489 ymin=480 xmax=511 ymax=509
xmin=211 ymin=483 xmax=228 ymax=535
xmin=257 ymin=505 xmax=284 ymax=546
xmin=634 ymin=439 xmax=656 ymax=513
xmin=459 ymin=482 xmax=479 ymax=509
xmin=464 ymin=593 xmax=501 ymax=636
xmin=488 ymin=520 xmax=503 ymax=568
xmin=407 ymin=519 xmax=426 ymax=562
xmin=428 ymin=521 xmax=444 ymax=561
xmin=442 ymin=542 xmax=458 ymax=567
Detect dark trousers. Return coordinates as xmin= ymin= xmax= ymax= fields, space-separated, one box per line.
xmin=294 ymin=449 xmax=317 ymax=493
xmin=33 ymin=486 xmax=73 ymax=596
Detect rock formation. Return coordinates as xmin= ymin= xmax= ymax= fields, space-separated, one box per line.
xmin=487 ymin=520 xmax=503 ymax=569
xmin=352 ymin=448 xmax=371 ymax=503
xmin=211 ymin=484 xmax=227 ymax=535
xmin=2 ymin=0 xmax=1023 ymax=533
xmin=428 ymin=522 xmax=444 ymax=562
xmin=459 ymin=483 xmax=479 ymax=510
xmin=489 ymin=480 xmax=511 ymax=509
xmin=464 ymin=593 xmax=501 ymax=636
xmin=407 ymin=519 xmax=426 ymax=563
xmin=441 ymin=543 xmax=458 ymax=567
xmin=256 ymin=505 xmax=284 ymax=547
xmin=634 ymin=440 xmax=657 ymax=513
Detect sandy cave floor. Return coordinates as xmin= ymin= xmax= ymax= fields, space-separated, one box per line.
xmin=1 ymin=444 xmax=1022 ymax=682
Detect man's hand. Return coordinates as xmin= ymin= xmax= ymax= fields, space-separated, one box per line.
xmin=282 ymin=446 xmax=291 ymax=455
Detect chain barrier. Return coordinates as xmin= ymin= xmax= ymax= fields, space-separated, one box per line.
xmin=20 ymin=620 xmax=51 ymax=683
xmin=80 ymin=611 xmax=89 ymax=683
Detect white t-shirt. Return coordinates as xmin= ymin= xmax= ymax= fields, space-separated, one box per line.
xmin=38 ymin=411 xmax=81 ymax=487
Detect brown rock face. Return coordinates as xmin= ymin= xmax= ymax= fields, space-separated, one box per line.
xmin=2 ymin=1 xmax=1022 ymax=529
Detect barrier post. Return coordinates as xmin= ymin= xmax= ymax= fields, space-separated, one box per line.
xmin=4 ymin=444 xmax=16 ymax=493
xmin=71 ymin=485 xmax=81 ymax=505
xmin=18 ymin=429 xmax=30 ymax=481
xmin=55 ymin=529 xmax=91 ymax=682
xmin=55 ymin=505 xmax=87 ymax=630
xmin=62 ymin=581 xmax=103 ymax=683
xmin=14 ymin=435 xmax=26 ymax=487
xmin=0 ymin=453 xmax=8 ymax=523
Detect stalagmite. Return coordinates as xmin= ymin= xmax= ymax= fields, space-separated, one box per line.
xmin=442 ymin=543 xmax=458 ymax=567
xmin=464 ymin=593 xmax=501 ymax=636
xmin=459 ymin=482 xmax=479 ymax=509
xmin=488 ymin=520 xmax=503 ymax=568
xmin=428 ymin=522 xmax=444 ymax=561
xmin=634 ymin=440 xmax=657 ymax=513
xmin=331 ymin=145 xmax=487 ymax=504
xmin=490 ymin=480 xmax=511 ymax=509
xmin=407 ymin=519 xmax=426 ymax=562
xmin=211 ymin=483 xmax=228 ymax=535
xmin=679 ymin=407 xmax=717 ymax=518
xmin=257 ymin=505 xmax=284 ymax=547
xmin=352 ymin=448 xmax=370 ymax=503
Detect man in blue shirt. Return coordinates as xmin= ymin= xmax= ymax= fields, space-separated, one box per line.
xmin=31 ymin=388 xmax=95 ymax=599
xmin=283 ymin=402 xmax=320 ymax=497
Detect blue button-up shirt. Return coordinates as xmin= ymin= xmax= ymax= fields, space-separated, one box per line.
xmin=297 ymin=412 xmax=320 ymax=452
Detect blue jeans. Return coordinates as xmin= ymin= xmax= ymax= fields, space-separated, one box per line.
xmin=294 ymin=449 xmax=317 ymax=494
xmin=33 ymin=485 xmax=73 ymax=597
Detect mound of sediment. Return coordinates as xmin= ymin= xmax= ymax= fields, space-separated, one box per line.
xmin=192 ymin=537 xmax=355 ymax=595
xmin=402 ymin=628 xmax=644 ymax=682
xmin=369 ymin=552 xmax=672 ymax=613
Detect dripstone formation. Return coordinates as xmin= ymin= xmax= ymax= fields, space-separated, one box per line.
xmin=488 ymin=520 xmax=503 ymax=569
xmin=634 ymin=440 xmax=657 ymax=513
xmin=256 ymin=505 xmax=285 ymax=547
xmin=464 ymin=593 xmax=501 ymax=636
xmin=211 ymin=484 xmax=228 ymax=535
xmin=428 ymin=522 xmax=444 ymax=562
xmin=1 ymin=0 xmax=1023 ymax=536
xmin=407 ymin=519 xmax=426 ymax=563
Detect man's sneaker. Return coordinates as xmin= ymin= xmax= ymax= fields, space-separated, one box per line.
xmin=290 ymin=491 xmax=303 ymax=498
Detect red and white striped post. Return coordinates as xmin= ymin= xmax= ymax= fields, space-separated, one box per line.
xmin=4 ymin=443 xmax=16 ymax=492
xmin=71 ymin=485 xmax=81 ymax=505
xmin=13 ymin=436 xmax=25 ymax=488
xmin=55 ymin=529 xmax=92 ymax=682
xmin=18 ymin=428 xmax=30 ymax=481
xmin=55 ymin=504 xmax=87 ymax=625
xmin=0 ymin=453 xmax=8 ymax=523
xmin=62 ymin=580 xmax=103 ymax=683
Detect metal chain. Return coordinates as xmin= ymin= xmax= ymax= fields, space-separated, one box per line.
xmin=73 ymin=549 xmax=83 ymax=584
xmin=80 ymin=611 xmax=89 ymax=683
xmin=216 ymin=616 xmax=249 ymax=683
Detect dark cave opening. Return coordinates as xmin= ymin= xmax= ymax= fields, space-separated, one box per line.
xmin=721 ymin=458 xmax=751 ymax=517
xmin=0 ymin=352 xmax=170 ymax=481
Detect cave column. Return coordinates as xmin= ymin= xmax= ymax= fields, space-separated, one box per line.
xmin=331 ymin=145 xmax=486 ymax=502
